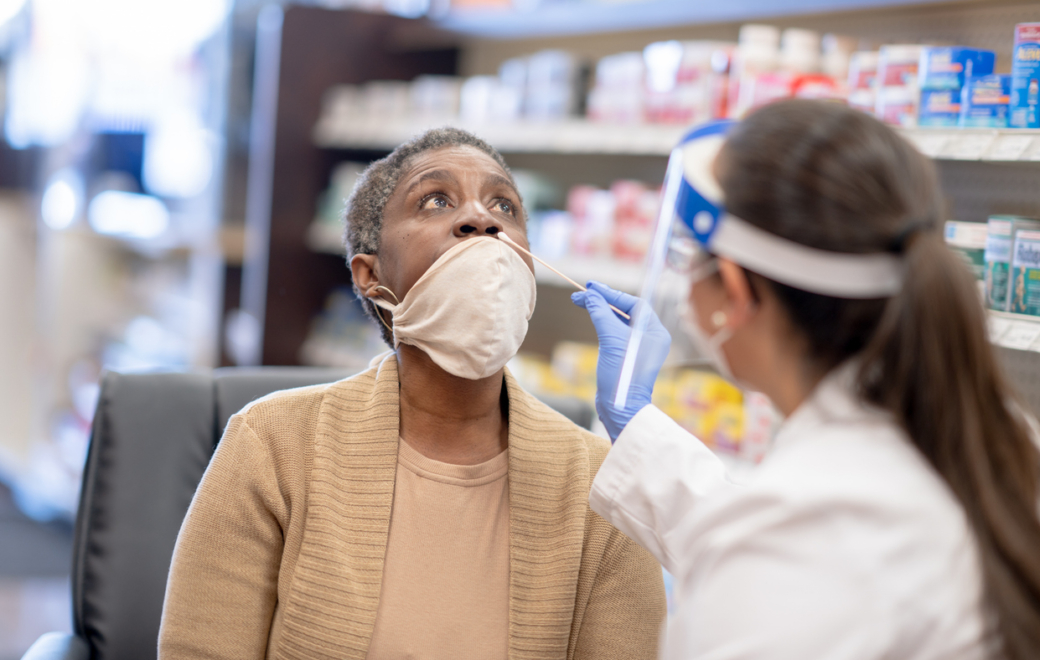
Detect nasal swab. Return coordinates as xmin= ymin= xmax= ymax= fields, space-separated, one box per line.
xmin=497 ymin=232 xmax=631 ymax=321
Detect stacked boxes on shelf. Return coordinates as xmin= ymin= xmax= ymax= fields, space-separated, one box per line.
xmin=317 ymin=21 xmax=1040 ymax=135
xmin=917 ymin=47 xmax=995 ymax=127
xmin=525 ymin=179 xmax=660 ymax=267
xmin=960 ymin=75 xmax=1012 ymax=128
xmin=874 ymin=45 xmax=923 ymax=126
xmin=964 ymin=215 xmax=1040 ymax=316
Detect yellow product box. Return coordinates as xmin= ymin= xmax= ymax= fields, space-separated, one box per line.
xmin=549 ymin=342 xmax=600 ymax=402
xmin=662 ymin=369 xmax=743 ymax=445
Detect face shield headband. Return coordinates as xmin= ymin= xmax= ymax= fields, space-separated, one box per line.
xmin=612 ymin=120 xmax=904 ymax=410
xmin=674 ymin=120 xmax=905 ymax=299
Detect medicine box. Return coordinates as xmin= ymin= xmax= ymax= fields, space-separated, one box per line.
xmin=1010 ymin=228 xmax=1040 ymax=316
xmin=876 ymin=86 xmax=918 ymax=127
xmin=877 ymin=45 xmax=923 ymax=87
xmin=959 ymin=75 xmax=1011 ymax=128
xmin=919 ymin=89 xmax=961 ymax=127
xmin=1010 ymin=22 xmax=1040 ymax=129
xmin=985 ymin=216 xmax=1014 ymax=311
xmin=918 ymin=47 xmax=995 ymax=91
xmin=946 ymin=220 xmax=988 ymax=302
xmin=945 ymin=221 xmax=988 ymax=280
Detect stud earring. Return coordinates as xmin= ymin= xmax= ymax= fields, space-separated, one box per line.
xmin=710 ymin=311 xmax=727 ymax=328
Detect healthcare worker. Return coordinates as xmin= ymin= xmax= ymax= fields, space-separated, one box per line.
xmin=572 ymin=99 xmax=1040 ymax=660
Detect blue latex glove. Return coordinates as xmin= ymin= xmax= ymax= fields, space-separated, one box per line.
xmin=571 ymin=281 xmax=672 ymax=442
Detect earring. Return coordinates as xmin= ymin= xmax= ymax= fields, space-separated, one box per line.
xmin=710 ymin=311 xmax=727 ymax=328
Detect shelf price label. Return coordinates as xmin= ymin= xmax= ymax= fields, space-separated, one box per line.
xmin=988 ymin=316 xmax=1013 ymax=343
xmin=997 ymin=320 xmax=1040 ymax=351
xmin=986 ymin=134 xmax=1035 ymax=161
xmin=942 ymin=133 xmax=996 ymax=160
xmin=907 ymin=132 xmax=950 ymax=157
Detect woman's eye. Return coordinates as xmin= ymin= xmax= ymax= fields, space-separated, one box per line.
xmin=495 ymin=200 xmax=515 ymax=215
xmin=420 ymin=194 xmax=450 ymax=210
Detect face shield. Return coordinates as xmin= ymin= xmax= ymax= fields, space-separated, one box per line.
xmin=613 ymin=120 xmax=906 ymax=410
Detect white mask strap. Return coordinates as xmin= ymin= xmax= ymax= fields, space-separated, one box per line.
xmin=371 ymin=285 xmax=400 ymax=333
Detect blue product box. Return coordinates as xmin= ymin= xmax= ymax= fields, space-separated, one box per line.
xmin=919 ymin=89 xmax=961 ymax=127
xmin=959 ymin=75 xmax=1011 ymax=128
xmin=919 ymin=47 xmax=996 ymax=90
xmin=1011 ymin=23 xmax=1040 ymax=128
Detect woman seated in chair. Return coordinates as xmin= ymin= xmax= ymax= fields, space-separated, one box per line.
xmin=159 ymin=128 xmax=665 ymax=660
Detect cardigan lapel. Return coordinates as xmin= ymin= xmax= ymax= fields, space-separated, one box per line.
xmin=276 ymin=354 xmax=401 ymax=660
xmin=504 ymin=370 xmax=591 ymax=660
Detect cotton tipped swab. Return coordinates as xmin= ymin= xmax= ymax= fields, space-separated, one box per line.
xmin=497 ymin=232 xmax=631 ymax=321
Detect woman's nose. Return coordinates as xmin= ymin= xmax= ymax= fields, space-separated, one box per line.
xmin=452 ymin=202 xmax=503 ymax=237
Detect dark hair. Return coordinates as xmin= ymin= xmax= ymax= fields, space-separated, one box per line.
xmin=717 ymin=99 xmax=1040 ymax=659
xmin=343 ymin=127 xmax=518 ymax=345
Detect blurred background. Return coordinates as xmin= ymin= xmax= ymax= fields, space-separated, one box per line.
xmin=2 ymin=0 xmax=1040 ymax=656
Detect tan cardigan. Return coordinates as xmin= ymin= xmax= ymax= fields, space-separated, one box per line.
xmin=159 ymin=354 xmax=666 ymax=660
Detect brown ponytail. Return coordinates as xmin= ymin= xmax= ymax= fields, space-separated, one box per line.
xmin=718 ymin=99 xmax=1040 ymax=659
xmin=861 ymin=233 xmax=1040 ymax=658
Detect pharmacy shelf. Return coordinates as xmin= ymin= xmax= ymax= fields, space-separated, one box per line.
xmin=903 ymin=129 xmax=1040 ymax=163
xmin=433 ymin=0 xmax=958 ymax=39
xmin=316 ymin=117 xmax=1040 ymax=163
xmin=314 ymin=118 xmax=686 ymax=156
xmin=988 ymin=311 xmax=1040 ymax=352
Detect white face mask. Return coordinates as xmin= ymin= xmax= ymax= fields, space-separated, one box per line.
xmin=371 ymin=236 xmax=537 ymax=380
xmin=678 ymin=261 xmax=735 ymax=381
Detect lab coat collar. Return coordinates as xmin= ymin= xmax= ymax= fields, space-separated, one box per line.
xmin=772 ymin=361 xmax=890 ymax=452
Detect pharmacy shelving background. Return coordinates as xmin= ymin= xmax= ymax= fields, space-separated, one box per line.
xmin=234 ymin=0 xmax=1040 ymax=468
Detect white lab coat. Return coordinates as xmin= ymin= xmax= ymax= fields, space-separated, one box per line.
xmin=589 ymin=367 xmax=990 ymax=660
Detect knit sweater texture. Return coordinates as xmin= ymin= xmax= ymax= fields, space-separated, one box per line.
xmin=158 ymin=353 xmax=666 ymax=659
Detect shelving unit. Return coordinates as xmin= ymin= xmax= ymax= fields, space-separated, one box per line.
xmin=316 ymin=116 xmax=1040 ymax=162
xmin=989 ymin=311 xmax=1040 ymax=352
xmin=240 ymin=0 xmax=1040 ymax=417
xmin=313 ymin=118 xmax=687 ymax=156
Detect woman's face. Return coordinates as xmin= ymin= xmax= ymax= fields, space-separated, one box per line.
xmin=353 ymin=145 xmax=534 ymax=302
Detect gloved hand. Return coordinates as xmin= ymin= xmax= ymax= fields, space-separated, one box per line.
xmin=572 ymin=281 xmax=671 ymax=442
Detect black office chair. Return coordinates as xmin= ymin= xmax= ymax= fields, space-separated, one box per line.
xmin=20 ymin=367 xmax=595 ymax=660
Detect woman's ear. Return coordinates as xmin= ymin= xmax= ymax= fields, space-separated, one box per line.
xmin=350 ymin=253 xmax=381 ymax=298
xmin=717 ymin=258 xmax=758 ymax=328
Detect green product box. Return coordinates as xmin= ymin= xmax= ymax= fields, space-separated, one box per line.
xmin=985 ymin=217 xmax=1014 ymax=311
xmin=944 ymin=220 xmax=988 ymax=280
xmin=1010 ymin=226 xmax=1040 ymax=316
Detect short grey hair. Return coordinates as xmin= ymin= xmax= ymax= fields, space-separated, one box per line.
xmin=343 ymin=126 xmax=521 ymax=346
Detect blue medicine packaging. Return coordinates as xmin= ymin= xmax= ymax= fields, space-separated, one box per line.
xmin=918 ymin=47 xmax=996 ymax=90
xmin=1011 ymin=23 xmax=1040 ymax=128
xmin=919 ymin=89 xmax=962 ymax=127
xmin=959 ymin=75 xmax=1012 ymax=128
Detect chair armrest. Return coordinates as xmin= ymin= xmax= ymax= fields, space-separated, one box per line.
xmin=20 ymin=633 xmax=89 ymax=660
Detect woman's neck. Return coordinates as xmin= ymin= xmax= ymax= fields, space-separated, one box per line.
xmin=396 ymin=344 xmax=508 ymax=465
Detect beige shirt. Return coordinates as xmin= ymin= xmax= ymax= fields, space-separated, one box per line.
xmin=367 ymin=440 xmax=510 ymax=660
